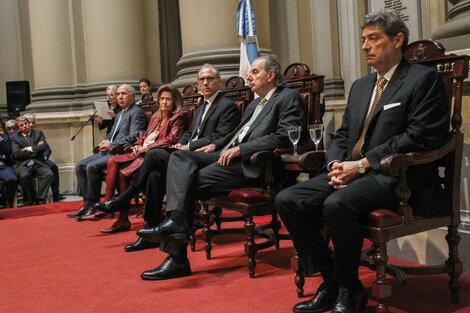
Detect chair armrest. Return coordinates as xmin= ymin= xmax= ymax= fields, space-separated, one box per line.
xmin=249 ymin=150 xmax=280 ymax=166
xmin=298 ymin=151 xmax=326 ymax=172
xmin=92 ymin=146 xmax=99 ymax=154
xmin=380 ymin=135 xmax=456 ymax=176
xmin=110 ymin=145 xmax=125 ymax=155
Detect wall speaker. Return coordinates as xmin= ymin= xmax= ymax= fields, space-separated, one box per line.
xmin=6 ymin=81 xmax=30 ymax=115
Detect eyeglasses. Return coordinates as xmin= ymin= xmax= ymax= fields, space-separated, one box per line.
xmin=198 ymin=76 xmax=217 ymax=83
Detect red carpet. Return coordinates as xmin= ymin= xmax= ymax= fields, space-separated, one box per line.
xmin=1 ymin=205 xmax=470 ymax=313
xmin=0 ymin=200 xmax=80 ymax=219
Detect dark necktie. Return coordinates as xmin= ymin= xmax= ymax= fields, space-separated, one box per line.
xmin=351 ymin=77 xmax=387 ymax=160
xmin=189 ymin=101 xmax=208 ymax=142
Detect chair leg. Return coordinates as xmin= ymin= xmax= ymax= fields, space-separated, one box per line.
xmin=244 ymin=214 xmax=257 ymax=278
xmin=372 ymin=242 xmax=391 ymax=313
xmin=291 ymin=252 xmax=305 ymax=298
xmin=446 ymin=225 xmax=462 ymax=303
xmin=271 ymin=211 xmax=280 ymax=249
xmin=214 ymin=206 xmax=222 ymax=230
xmin=202 ymin=203 xmax=212 ymax=260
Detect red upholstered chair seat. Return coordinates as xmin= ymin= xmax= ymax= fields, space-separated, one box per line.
xmin=367 ymin=209 xmax=404 ymax=228
xmin=224 ymin=188 xmax=268 ymax=203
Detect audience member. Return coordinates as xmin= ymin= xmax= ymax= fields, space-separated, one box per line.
xmin=138 ymin=78 xmax=154 ymax=105
xmin=0 ymin=124 xmax=18 ymax=207
xmin=135 ymin=55 xmax=303 ymax=280
xmin=96 ymin=84 xmax=122 ymax=135
xmin=79 ymin=84 xmax=186 ymax=234
xmin=66 ymin=84 xmax=147 ymax=219
xmin=96 ymin=64 xmax=241 ymax=251
xmin=275 ymin=11 xmax=449 ymax=313
xmin=5 ymin=120 xmax=18 ymax=136
xmin=24 ymin=113 xmax=64 ymax=202
xmin=11 ymin=116 xmax=54 ymax=205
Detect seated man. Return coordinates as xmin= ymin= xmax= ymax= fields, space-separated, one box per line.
xmin=24 ymin=113 xmax=64 ymax=202
xmin=11 ymin=116 xmax=54 ymax=205
xmin=0 ymin=124 xmax=18 ymax=207
xmin=275 ymin=11 xmax=449 ymax=313
xmin=136 ymin=55 xmax=304 ymax=280
xmin=67 ymin=84 xmax=147 ymax=219
xmin=95 ymin=64 xmax=241 ymax=243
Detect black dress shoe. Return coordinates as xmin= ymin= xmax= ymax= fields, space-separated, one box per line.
xmin=331 ymin=283 xmax=368 ymax=313
xmin=53 ymin=193 xmax=65 ymax=202
xmin=66 ymin=206 xmax=89 ymax=218
xmin=293 ymin=281 xmax=338 ymax=313
xmin=125 ymin=237 xmax=159 ymax=252
xmin=95 ymin=200 xmax=118 ymax=213
xmin=137 ymin=218 xmax=189 ymax=243
xmin=75 ymin=205 xmax=97 ymax=221
xmin=141 ymin=256 xmax=191 ymax=280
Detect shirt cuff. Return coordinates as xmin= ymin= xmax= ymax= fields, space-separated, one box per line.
xmin=327 ymin=160 xmax=340 ymax=171
xmin=26 ymin=146 xmax=33 ymax=152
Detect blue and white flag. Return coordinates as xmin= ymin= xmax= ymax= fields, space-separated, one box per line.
xmin=237 ymin=0 xmax=260 ymax=83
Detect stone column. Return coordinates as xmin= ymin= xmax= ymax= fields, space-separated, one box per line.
xmin=432 ymin=0 xmax=470 ymax=51
xmin=173 ymin=0 xmax=272 ymax=87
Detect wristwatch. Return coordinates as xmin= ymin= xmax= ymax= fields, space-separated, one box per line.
xmin=357 ymin=159 xmax=366 ymax=174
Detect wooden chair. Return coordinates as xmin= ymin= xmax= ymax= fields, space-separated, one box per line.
xmin=200 ymin=65 xmax=324 ymax=278
xmin=290 ymin=40 xmax=469 ymax=312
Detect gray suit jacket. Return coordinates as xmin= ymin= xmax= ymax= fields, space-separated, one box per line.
xmin=11 ymin=129 xmax=50 ymax=169
xmin=214 ymin=86 xmax=304 ymax=180
xmin=178 ymin=93 xmax=241 ymax=150
xmin=327 ymin=59 xmax=449 ymax=217
xmin=104 ymin=103 xmax=147 ymax=148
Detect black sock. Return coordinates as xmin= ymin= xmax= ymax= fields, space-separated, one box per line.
xmin=168 ymin=210 xmax=187 ymax=225
xmin=114 ymin=184 xmax=139 ymax=205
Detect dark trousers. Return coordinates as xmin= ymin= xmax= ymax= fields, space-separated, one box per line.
xmin=161 ymin=150 xmax=257 ymax=259
xmin=0 ymin=164 xmax=18 ymax=205
xmin=275 ymin=171 xmax=396 ymax=284
xmin=75 ymin=153 xmax=112 ymax=204
xmin=114 ymin=148 xmax=173 ymax=221
xmin=46 ymin=159 xmax=59 ymax=194
xmin=15 ymin=163 xmax=54 ymax=202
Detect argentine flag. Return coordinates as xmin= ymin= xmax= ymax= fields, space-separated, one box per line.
xmin=237 ymin=0 xmax=260 ymax=83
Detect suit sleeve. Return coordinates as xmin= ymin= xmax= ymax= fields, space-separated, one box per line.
xmin=0 ymin=134 xmax=12 ymax=156
xmin=189 ymin=101 xmax=241 ymax=150
xmin=110 ymin=108 xmax=147 ymax=148
xmin=239 ymin=90 xmax=304 ymax=161
xmin=364 ymin=70 xmax=448 ymax=170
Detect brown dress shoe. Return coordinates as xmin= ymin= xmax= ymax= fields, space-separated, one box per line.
xmin=76 ymin=210 xmax=115 ymax=221
xmin=66 ymin=206 xmax=89 ymax=218
xmin=100 ymin=219 xmax=131 ymax=234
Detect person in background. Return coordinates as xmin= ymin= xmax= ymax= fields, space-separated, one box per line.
xmin=5 ymin=120 xmax=18 ymax=136
xmin=11 ymin=116 xmax=54 ymax=205
xmin=0 ymin=123 xmax=18 ymax=207
xmin=83 ymin=84 xmax=185 ymax=234
xmin=96 ymin=85 xmax=122 ymax=135
xmin=138 ymin=78 xmax=154 ymax=105
xmin=24 ymin=113 xmax=64 ymax=202
xmin=67 ymin=84 xmax=147 ymax=219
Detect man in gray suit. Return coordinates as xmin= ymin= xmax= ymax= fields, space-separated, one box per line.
xmin=67 ymin=84 xmax=146 ymax=220
xmin=136 ymin=55 xmax=304 ymax=280
xmin=276 ymin=11 xmax=449 ymax=313
xmin=11 ymin=116 xmax=54 ymax=205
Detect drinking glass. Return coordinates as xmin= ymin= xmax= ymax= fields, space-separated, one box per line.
xmin=309 ymin=124 xmax=324 ymax=151
xmin=135 ymin=130 xmax=145 ymax=138
xmin=287 ymin=125 xmax=301 ymax=155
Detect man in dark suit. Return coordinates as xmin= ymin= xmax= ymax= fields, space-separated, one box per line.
xmin=275 ymin=11 xmax=449 ymax=313
xmin=11 ymin=116 xmax=54 ymax=205
xmin=67 ymin=84 xmax=146 ymax=220
xmin=0 ymin=125 xmax=18 ymax=207
xmin=136 ymin=55 xmax=304 ymax=280
xmin=95 ymin=64 xmax=241 ymax=238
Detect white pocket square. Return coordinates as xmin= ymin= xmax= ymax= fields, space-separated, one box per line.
xmin=383 ymin=102 xmax=401 ymax=110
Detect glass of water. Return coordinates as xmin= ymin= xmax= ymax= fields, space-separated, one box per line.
xmin=288 ymin=125 xmax=302 ymax=155
xmin=309 ymin=124 xmax=324 ymax=151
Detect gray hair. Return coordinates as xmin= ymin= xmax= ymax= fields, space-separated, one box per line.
xmin=256 ymin=55 xmax=284 ymax=87
xmin=198 ymin=64 xmax=221 ymax=79
xmin=361 ymin=10 xmax=409 ymax=53
xmin=5 ymin=120 xmax=17 ymax=129
xmin=24 ymin=113 xmax=36 ymax=121
xmin=119 ymin=84 xmax=136 ymax=95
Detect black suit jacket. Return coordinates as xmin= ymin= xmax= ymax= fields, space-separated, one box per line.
xmin=104 ymin=103 xmax=147 ymax=148
xmin=327 ymin=59 xmax=449 ymax=217
xmin=214 ymin=86 xmax=304 ymax=180
xmin=11 ymin=129 xmax=50 ymax=169
xmin=178 ymin=93 xmax=241 ymax=150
